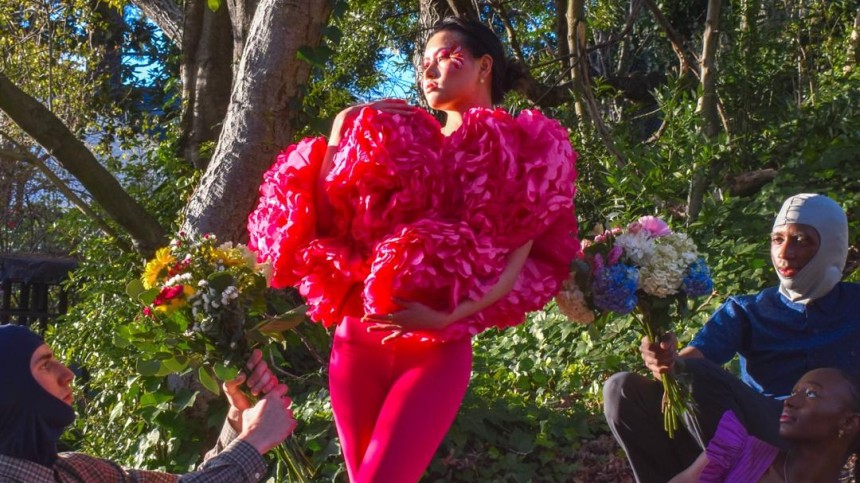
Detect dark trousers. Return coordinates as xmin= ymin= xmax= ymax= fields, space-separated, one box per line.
xmin=602 ymin=358 xmax=784 ymax=483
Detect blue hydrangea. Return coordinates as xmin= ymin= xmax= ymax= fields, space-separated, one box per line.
xmin=592 ymin=264 xmax=639 ymax=314
xmin=682 ymin=258 xmax=713 ymax=297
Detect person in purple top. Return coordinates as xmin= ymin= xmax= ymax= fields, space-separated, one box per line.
xmin=603 ymin=193 xmax=860 ymax=483
xmin=670 ymin=367 xmax=860 ymax=483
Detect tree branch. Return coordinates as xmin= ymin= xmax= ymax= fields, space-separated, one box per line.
xmin=129 ymin=0 xmax=183 ymax=47
xmin=0 ymin=145 xmax=131 ymax=252
xmin=0 ymin=72 xmax=167 ymax=254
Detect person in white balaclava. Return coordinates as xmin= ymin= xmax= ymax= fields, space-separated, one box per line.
xmin=603 ymin=193 xmax=860 ymax=483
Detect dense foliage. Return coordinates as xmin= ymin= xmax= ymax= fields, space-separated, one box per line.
xmin=2 ymin=0 xmax=859 ymax=480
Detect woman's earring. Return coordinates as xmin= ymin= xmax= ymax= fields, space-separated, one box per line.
xmin=839 ymin=428 xmax=845 ymax=438
xmin=480 ymin=78 xmax=485 ymax=84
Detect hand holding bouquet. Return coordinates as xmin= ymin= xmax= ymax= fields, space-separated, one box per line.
xmin=556 ymin=216 xmax=713 ymax=438
xmin=127 ymin=232 xmax=304 ymax=394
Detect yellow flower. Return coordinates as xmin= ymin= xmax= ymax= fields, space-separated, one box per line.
xmin=214 ymin=245 xmax=251 ymax=268
xmin=143 ymin=247 xmax=175 ymax=289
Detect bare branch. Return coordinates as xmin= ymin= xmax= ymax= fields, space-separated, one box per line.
xmin=0 ymin=145 xmax=131 ymax=251
xmin=129 ymin=0 xmax=183 ymax=47
xmin=0 ymin=72 xmax=167 ymax=254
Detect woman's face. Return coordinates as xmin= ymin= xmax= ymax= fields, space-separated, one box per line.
xmin=421 ymin=31 xmax=492 ymax=112
xmin=779 ymin=368 xmax=857 ymax=442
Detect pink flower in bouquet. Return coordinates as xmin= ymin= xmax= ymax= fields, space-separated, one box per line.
xmin=607 ymin=245 xmax=623 ymax=266
xmin=638 ymin=216 xmax=672 ymax=238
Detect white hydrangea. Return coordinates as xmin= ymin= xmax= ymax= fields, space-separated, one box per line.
xmin=615 ymin=230 xmax=655 ymax=265
xmin=639 ymin=233 xmax=698 ymax=297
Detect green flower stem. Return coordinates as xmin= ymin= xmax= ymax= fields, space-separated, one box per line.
xmin=634 ymin=307 xmax=695 ymax=439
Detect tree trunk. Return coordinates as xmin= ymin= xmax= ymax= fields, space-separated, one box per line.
xmin=0 ymin=72 xmax=167 ymax=254
xmin=849 ymin=7 xmax=860 ymax=68
xmin=555 ymin=0 xmax=569 ymax=64
xmin=566 ymin=0 xmax=587 ymax=119
xmin=181 ymin=0 xmax=332 ymax=241
xmin=688 ymin=0 xmax=723 ymax=223
xmin=179 ymin=0 xmax=234 ymax=170
xmin=226 ymin=0 xmax=261 ymax=72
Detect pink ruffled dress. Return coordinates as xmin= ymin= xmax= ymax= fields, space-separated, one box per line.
xmin=699 ymin=411 xmax=779 ymax=483
xmin=247 ymin=107 xmax=580 ymax=342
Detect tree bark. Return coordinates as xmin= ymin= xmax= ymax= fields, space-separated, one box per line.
xmin=555 ymin=0 xmax=569 ymax=64
xmin=849 ymin=7 xmax=860 ymax=68
xmin=0 ymin=72 xmax=167 ymax=254
xmin=566 ymin=0 xmax=587 ymax=119
xmin=688 ymin=0 xmax=723 ymax=223
xmin=178 ymin=0 xmax=234 ymax=170
xmin=129 ymin=0 xmax=183 ymax=47
xmin=446 ymin=0 xmax=477 ymax=19
xmin=181 ymin=0 xmax=332 ymax=241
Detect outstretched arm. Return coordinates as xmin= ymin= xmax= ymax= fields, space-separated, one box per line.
xmin=365 ymin=240 xmax=533 ymax=340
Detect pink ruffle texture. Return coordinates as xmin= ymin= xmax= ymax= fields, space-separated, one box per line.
xmin=248 ymin=107 xmax=579 ymax=341
xmin=247 ymin=137 xmax=327 ymax=289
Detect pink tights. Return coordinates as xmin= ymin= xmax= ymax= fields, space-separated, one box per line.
xmin=329 ymin=317 xmax=473 ymax=483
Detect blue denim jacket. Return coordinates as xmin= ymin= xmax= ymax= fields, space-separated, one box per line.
xmin=689 ymin=282 xmax=860 ymax=398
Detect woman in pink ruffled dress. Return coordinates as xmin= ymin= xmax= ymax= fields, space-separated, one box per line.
xmin=669 ymin=367 xmax=860 ymax=483
xmin=247 ymin=16 xmax=579 ymax=482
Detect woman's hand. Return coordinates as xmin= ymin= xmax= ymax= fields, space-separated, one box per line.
xmin=328 ymin=99 xmax=418 ymax=146
xmin=363 ymin=298 xmax=453 ymax=344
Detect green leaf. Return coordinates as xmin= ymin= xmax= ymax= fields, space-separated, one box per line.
xmin=214 ymin=363 xmax=240 ymax=382
xmin=324 ymin=26 xmax=342 ymax=45
xmin=198 ymin=366 xmax=220 ymax=395
xmin=207 ymin=271 xmax=233 ymax=291
xmin=206 ymin=0 xmax=220 ymax=12
xmin=173 ymin=389 xmax=198 ymax=412
xmin=136 ymin=359 xmax=162 ymax=376
xmin=252 ymin=304 xmax=307 ymax=340
xmin=161 ymin=356 xmax=188 ymax=373
xmin=139 ymin=288 xmax=160 ymax=305
xmin=140 ymin=391 xmax=173 ymax=407
xmin=297 ymin=46 xmax=319 ymax=66
xmin=126 ymin=278 xmax=145 ymax=299
xmin=108 ymin=401 xmax=124 ymax=424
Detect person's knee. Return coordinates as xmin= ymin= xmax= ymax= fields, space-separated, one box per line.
xmin=603 ymin=372 xmax=637 ymax=420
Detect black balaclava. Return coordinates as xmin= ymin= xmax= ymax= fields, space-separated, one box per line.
xmin=0 ymin=325 xmax=76 ymax=466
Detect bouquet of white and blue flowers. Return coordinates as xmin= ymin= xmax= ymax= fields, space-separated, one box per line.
xmin=556 ymin=216 xmax=713 ymax=437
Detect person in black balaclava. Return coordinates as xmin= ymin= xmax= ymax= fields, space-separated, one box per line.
xmin=0 ymin=324 xmax=297 ymax=482
xmin=0 ymin=325 xmax=76 ymax=466
xmin=602 ymin=193 xmax=860 ymax=483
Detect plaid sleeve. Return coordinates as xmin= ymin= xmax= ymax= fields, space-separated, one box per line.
xmin=53 ymin=440 xmax=266 ymax=483
xmin=203 ymin=421 xmax=241 ymax=462
xmin=181 ymin=440 xmax=267 ymax=483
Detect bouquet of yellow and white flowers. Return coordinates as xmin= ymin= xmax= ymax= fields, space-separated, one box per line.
xmin=127 ymin=232 xmax=303 ymax=394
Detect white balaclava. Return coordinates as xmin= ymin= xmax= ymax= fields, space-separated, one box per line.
xmin=772 ymin=193 xmax=848 ymax=304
